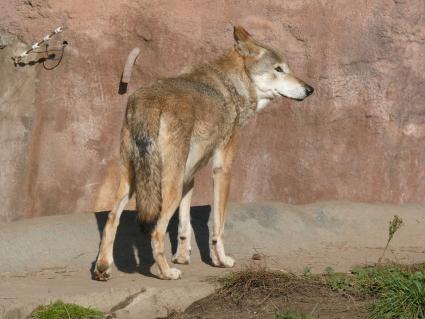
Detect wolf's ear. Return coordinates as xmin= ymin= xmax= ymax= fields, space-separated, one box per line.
xmin=233 ymin=25 xmax=263 ymax=57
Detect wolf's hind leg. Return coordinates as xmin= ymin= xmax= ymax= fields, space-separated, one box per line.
xmin=172 ymin=180 xmax=194 ymax=264
xmin=151 ymin=172 xmax=184 ymax=279
xmin=95 ymin=161 xmax=134 ymax=281
xmin=152 ymin=114 xmax=189 ymax=279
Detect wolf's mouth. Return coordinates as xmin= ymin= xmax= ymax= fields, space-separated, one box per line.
xmin=278 ymin=93 xmax=304 ymax=101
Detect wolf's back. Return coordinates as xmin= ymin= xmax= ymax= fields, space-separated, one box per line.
xmin=126 ymin=97 xmax=162 ymax=223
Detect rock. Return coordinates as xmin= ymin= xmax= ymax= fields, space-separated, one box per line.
xmin=252 ymin=253 xmax=263 ymax=261
xmin=0 ymin=0 xmax=424 ymax=221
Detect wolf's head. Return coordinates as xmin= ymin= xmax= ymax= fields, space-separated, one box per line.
xmin=233 ymin=26 xmax=314 ymax=111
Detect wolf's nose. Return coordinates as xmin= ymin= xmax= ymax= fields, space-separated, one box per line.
xmin=305 ymin=85 xmax=314 ymax=96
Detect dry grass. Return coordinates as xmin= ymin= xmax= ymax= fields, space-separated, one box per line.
xmin=216 ymin=264 xmax=325 ymax=306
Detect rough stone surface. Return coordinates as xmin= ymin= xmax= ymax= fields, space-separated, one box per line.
xmin=0 ymin=1 xmax=424 ymax=221
xmin=0 ymin=32 xmax=37 ymax=222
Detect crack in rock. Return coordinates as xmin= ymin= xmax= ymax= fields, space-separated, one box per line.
xmin=108 ymin=288 xmax=146 ymax=316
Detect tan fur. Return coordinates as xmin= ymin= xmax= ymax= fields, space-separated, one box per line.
xmin=95 ymin=26 xmax=314 ymax=280
xmin=95 ymin=154 xmax=134 ymax=280
xmin=126 ymin=96 xmax=162 ymax=223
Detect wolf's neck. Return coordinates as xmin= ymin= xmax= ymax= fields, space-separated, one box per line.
xmin=256 ymin=98 xmax=271 ymax=111
xmin=214 ymin=49 xmax=258 ymax=126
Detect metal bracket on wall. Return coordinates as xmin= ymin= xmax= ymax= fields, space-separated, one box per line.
xmin=12 ymin=26 xmax=68 ymax=69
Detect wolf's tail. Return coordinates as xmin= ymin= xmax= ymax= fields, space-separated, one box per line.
xmin=127 ymin=103 xmax=162 ymax=223
xmin=120 ymin=48 xmax=161 ymax=223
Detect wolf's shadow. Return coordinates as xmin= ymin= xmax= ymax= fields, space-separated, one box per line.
xmin=92 ymin=205 xmax=211 ymax=277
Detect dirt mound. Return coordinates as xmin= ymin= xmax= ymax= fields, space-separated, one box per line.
xmin=166 ymin=268 xmax=371 ymax=319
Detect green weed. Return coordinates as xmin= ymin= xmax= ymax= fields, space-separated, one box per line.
xmin=303 ymin=266 xmax=312 ymax=276
xmin=378 ymin=215 xmax=403 ymax=265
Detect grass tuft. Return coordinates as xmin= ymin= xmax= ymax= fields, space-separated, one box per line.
xmin=31 ymin=300 xmax=102 ymax=319
xmin=370 ymin=268 xmax=425 ymax=319
xmin=324 ymin=263 xmax=425 ymax=318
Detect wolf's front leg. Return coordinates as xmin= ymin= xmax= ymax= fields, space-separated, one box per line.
xmin=210 ymin=129 xmax=240 ymax=268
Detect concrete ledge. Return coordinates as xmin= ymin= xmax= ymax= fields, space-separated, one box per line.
xmin=0 ymin=201 xmax=424 ymax=274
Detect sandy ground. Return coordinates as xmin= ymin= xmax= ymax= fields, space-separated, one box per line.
xmin=0 ymin=261 xmax=224 ymax=319
xmin=0 ymin=201 xmax=424 ymax=318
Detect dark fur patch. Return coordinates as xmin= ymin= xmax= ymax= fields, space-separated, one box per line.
xmin=180 ymin=236 xmax=187 ymax=241
xmin=135 ymin=135 xmax=151 ymax=156
xmin=212 ymin=239 xmax=217 ymax=245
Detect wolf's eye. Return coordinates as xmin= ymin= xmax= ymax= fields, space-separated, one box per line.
xmin=274 ymin=66 xmax=283 ymax=73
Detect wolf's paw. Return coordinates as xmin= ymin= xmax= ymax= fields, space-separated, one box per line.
xmin=221 ymin=256 xmax=235 ymax=268
xmin=94 ymin=261 xmax=111 ymax=281
xmin=171 ymin=255 xmax=190 ymax=265
xmin=159 ymin=267 xmax=182 ymax=280
xmin=210 ymin=246 xmax=221 ymax=267
xmin=172 ymin=250 xmax=191 ymax=265
xmin=210 ymin=248 xmax=235 ymax=268
xmin=211 ymin=250 xmax=221 ymax=267
xmin=212 ymin=256 xmax=235 ymax=268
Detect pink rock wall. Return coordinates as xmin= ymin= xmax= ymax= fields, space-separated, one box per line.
xmin=0 ymin=0 xmax=424 ymax=222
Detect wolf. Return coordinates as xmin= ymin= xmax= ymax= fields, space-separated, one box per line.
xmin=95 ymin=26 xmax=314 ymax=280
